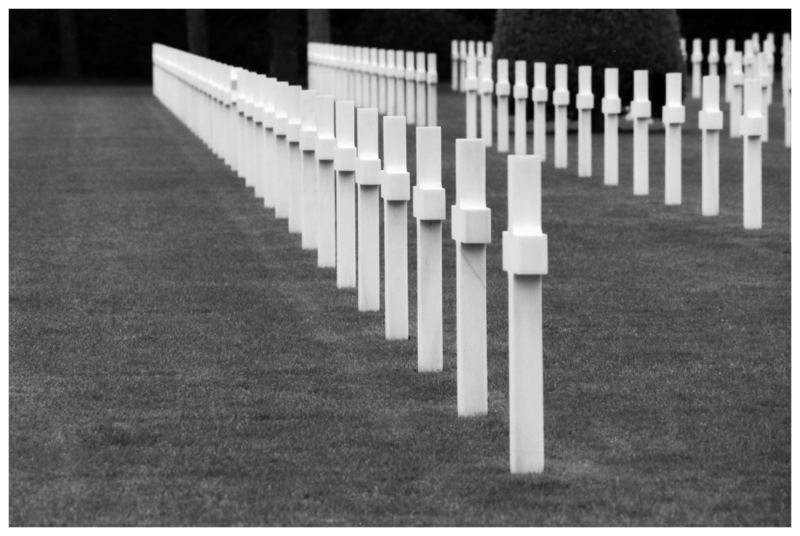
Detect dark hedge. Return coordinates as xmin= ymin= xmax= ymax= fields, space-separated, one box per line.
xmin=332 ymin=9 xmax=494 ymax=83
xmin=677 ymin=9 xmax=790 ymax=45
xmin=10 ymin=9 xmax=495 ymax=83
xmin=493 ymin=9 xmax=685 ymax=124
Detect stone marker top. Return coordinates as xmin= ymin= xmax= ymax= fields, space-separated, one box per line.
xmin=744 ymin=78 xmax=762 ymax=117
xmin=662 ymin=73 xmax=685 ymax=124
xmin=387 ymin=49 xmax=395 ymax=71
xmin=316 ymin=94 xmax=335 ymax=138
xmin=466 ymin=55 xmax=478 ymax=84
xmin=406 ymin=51 xmax=415 ymax=78
xmin=725 ymin=39 xmax=735 ymax=60
xmin=479 ymin=56 xmax=493 ymax=93
xmin=416 ymin=127 xmax=442 ymax=188
xmin=235 ymin=68 xmax=245 ymax=97
xmin=240 ymin=72 xmax=253 ymax=108
xmin=206 ymin=59 xmax=217 ymax=94
xmin=734 ymin=50 xmax=744 ymax=70
xmin=468 ymin=40 xmax=476 ymax=57
xmin=578 ymin=66 xmax=592 ymax=94
xmin=345 ymin=46 xmax=354 ymax=70
xmin=237 ymin=70 xmax=249 ymax=109
xmin=630 ymin=70 xmax=651 ymax=119
xmin=335 ymin=101 xmax=357 ymax=172
xmin=211 ymin=62 xmax=222 ymax=96
xmin=378 ymin=48 xmax=387 ymax=71
xmin=219 ymin=62 xmax=229 ymax=95
xmin=455 ymin=139 xmax=486 ymax=207
xmin=396 ymin=49 xmax=405 ymax=70
xmin=532 ymin=63 xmax=548 ymax=102
xmin=555 ymin=64 xmax=568 ymax=90
xmin=477 ymin=41 xmax=485 ymax=58
xmin=250 ymin=72 xmax=260 ymax=106
xmin=362 ymin=47 xmax=370 ymax=69
xmin=272 ymin=82 xmax=287 ymax=134
xmin=666 ymin=73 xmax=682 ymax=106
xmin=229 ymin=66 xmax=238 ymax=90
xmin=604 ymin=68 xmax=619 ymax=97
xmin=427 ymin=53 xmax=437 ymax=81
xmin=503 ymin=154 xmax=547 ymax=276
xmin=299 ymin=90 xmax=318 ymax=151
xmin=250 ymin=71 xmax=260 ymax=106
xmin=357 ymin=108 xmax=379 ymax=160
xmin=253 ymin=76 xmax=264 ymax=111
xmin=533 ymin=62 xmax=546 ymax=89
xmin=730 ymin=51 xmax=744 ymax=82
xmin=576 ymin=66 xmax=593 ymax=109
xmin=417 ymin=52 xmax=427 ymax=79
xmin=301 ymin=89 xmax=317 ymax=131
xmin=225 ymin=65 xmax=243 ymax=104
xmin=315 ymin=94 xmax=336 ymax=160
xmin=288 ymin=85 xmax=302 ymax=125
xmin=508 ymin=155 xmax=543 ymax=234
xmin=514 ymin=60 xmax=527 ymax=90
xmin=383 ymin=116 xmax=407 ymax=172
xmin=708 ymin=39 xmax=720 ymax=63
xmin=497 ymin=59 xmax=510 ymax=96
xmin=335 ymin=101 xmax=356 ymax=147
xmin=274 ymin=81 xmax=289 ymax=120
xmin=702 ymin=75 xmax=721 ymax=111
xmin=633 ymin=70 xmax=648 ymax=100
xmin=498 ymin=59 xmax=509 ymax=82
xmin=757 ymin=53 xmax=770 ymax=86
xmin=369 ymin=48 xmax=378 ymax=72
xmin=263 ymin=76 xmax=276 ymax=113
xmin=486 ymin=42 xmax=494 ymax=60
xmin=744 ymin=40 xmax=755 ymax=63
xmin=553 ymin=64 xmax=569 ymax=106
xmin=452 ymin=40 xmax=458 ymax=57
xmin=459 ymin=40 xmax=467 ymax=59
xmin=692 ymin=38 xmax=703 ymax=61
xmin=602 ymin=68 xmax=621 ymax=115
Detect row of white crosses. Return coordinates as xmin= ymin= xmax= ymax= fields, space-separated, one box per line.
xmin=625 ymin=67 xmax=765 ymax=229
xmin=687 ymin=33 xmax=790 ymax=148
xmin=152 ymin=43 xmax=549 ymax=474
xmin=451 ymin=39 xmax=493 ymax=92
xmin=460 ymin=52 xmax=782 ymax=230
xmin=622 ymin=66 xmax=770 ymax=229
xmin=307 ymin=42 xmax=438 ymax=127
xmin=463 ymin=58 xmax=569 ymax=161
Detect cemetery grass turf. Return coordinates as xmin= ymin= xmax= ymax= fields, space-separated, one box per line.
xmin=9 ymin=85 xmax=789 ymax=526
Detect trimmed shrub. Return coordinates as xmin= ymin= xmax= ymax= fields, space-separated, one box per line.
xmin=493 ymin=9 xmax=684 ymax=125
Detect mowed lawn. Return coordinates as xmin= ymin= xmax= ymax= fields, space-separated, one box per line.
xmin=9 ymin=83 xmax=790 ymax=526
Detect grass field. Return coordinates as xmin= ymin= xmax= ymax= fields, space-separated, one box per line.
xmin=9 ymin=83 xmax=790 ymax=526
